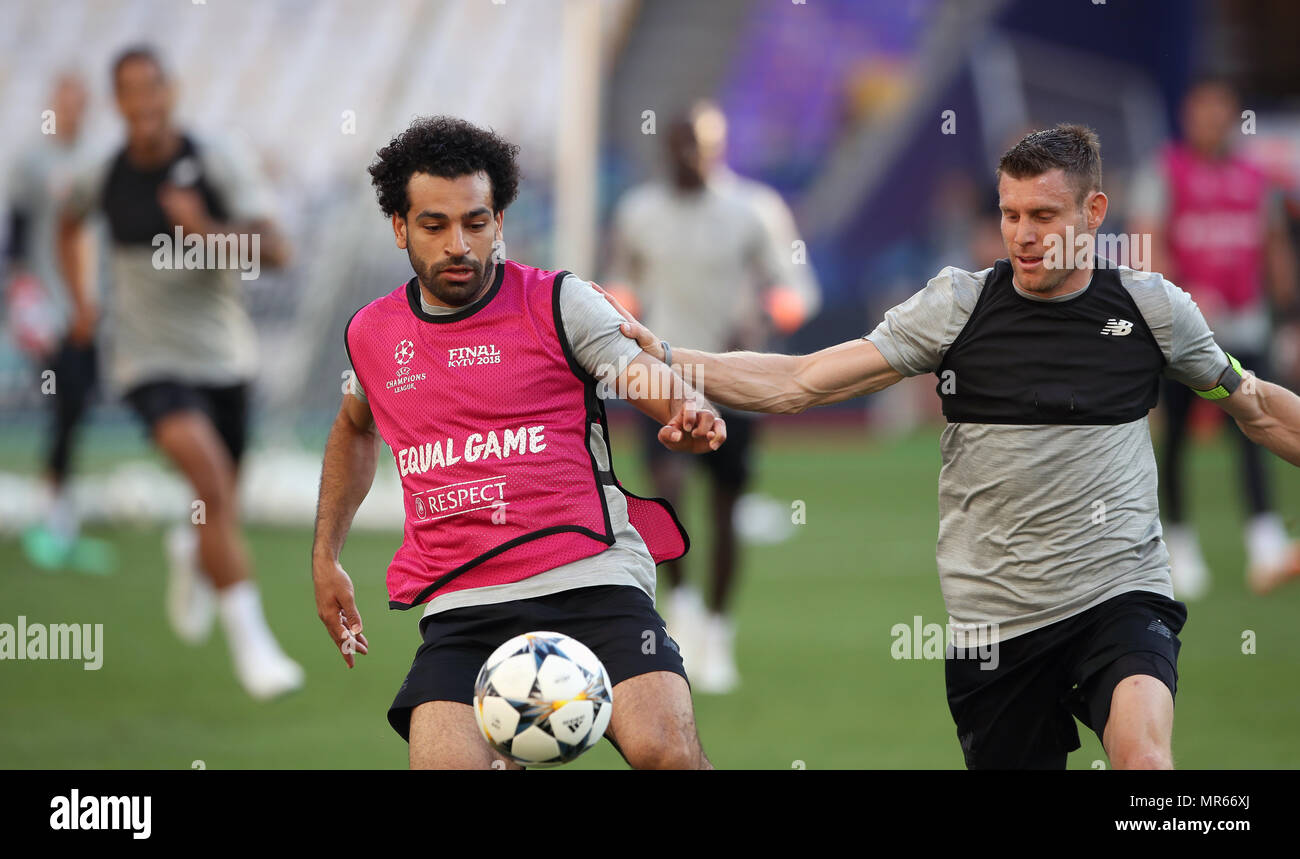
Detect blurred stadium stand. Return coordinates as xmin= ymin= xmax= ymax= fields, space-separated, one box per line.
xmin=0 ymin=0 xmax=636 ymax=431
xmin=2 ymin=0 xmax=1298 ymax=528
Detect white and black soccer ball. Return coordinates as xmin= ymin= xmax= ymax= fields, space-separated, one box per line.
xmin=473 ymin=631 xmax=613 ymax=767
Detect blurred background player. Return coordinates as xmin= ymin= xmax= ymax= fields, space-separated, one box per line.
xmin=1131 ymin=77 xmax=1300 ymax=598
xmin=5 ymin=72 xmax=114 ymax=575
xmin=605 ymin=100 xmax=821 ymax=692
xmin=57 ymin=46 xmax=300 ymax=699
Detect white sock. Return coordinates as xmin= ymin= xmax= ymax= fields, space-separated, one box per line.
xmin=43 ymin=487 xmax=80 ymax=543
xmin=1247 ymin=514 xmax=1289 ymax=568
xmin=218 ymin=581 xmax=282 ymax=663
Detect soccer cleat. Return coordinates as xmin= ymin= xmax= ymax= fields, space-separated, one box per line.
xmin=1246 ymin=515 xmax=1300 ymax=595
xmin=1237 ymin=517 xmax=1300 ymax=595
xmin=217 ymin=580 xmax=305 ymax=701
xmin=65 ymin=535 xmax=117 ymax=576
xmin=21 ymin=525 xmax=117 ymax=576
xmin=20 ymin=524 xmax=73 ymax=571
xmin=230 ymin=645 xmax=305 ymax=702
xmin=1248 ymin=547 xmax=1300 ymax=595
xmin=1165 ymin=524 xmax=1210 ymax=601
xmin=695 ymin=613 xmax=740 ymax=695
xmin=733 ymin=493 xmax=796 ymax=545
xmin=164 ymin=524 xmax=216 ymax=645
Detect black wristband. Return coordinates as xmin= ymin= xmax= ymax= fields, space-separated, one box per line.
xmin=1195 ymin=353 xmax=1246 ymax=401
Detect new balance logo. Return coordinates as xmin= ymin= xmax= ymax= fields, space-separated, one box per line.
xmin=1146 ymin=619 xmax=1172 ymax=639
xmin=1100 ymin=318 xmax=1133 ymax=336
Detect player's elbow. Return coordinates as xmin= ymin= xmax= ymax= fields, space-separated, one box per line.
xmin=253 ymin=221 xmax=292 ymax=269
xmin=777 ymin=394 xmax=812 ymax=415
xmin=57 ymin=213 xmax=82 ymax=245
xmin=781 ymin=357 xmax=822 ymax=414
xmin=1239 ymin=409 xmax=1279 ymax=445
xmin=339 ymin=397 xmax=376 ymax=435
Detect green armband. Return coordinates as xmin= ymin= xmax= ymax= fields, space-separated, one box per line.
xmin=1195 ymin=353 xmax=1246 ymax=401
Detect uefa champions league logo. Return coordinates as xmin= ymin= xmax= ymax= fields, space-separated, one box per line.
xmin=395 ymin=339 xmax=415 ymax=365
xmin=384 ymin=341 xmax=426 ymax=394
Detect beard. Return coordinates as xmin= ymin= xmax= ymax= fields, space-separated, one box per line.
xmin=409 ymin=249 xmax=494 ymax=307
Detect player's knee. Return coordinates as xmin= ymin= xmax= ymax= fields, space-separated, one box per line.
xmin=621 ymin=730 xmax=706 ymax=770
xmin=188 ymin=464 xmax=237 ymax=514
xmin=1111 ymin=743 xmax=1173 ymax=770
xmin=410 ymin=740 xmax=502 ymax=770
xmin=624 ymin=744 xmax=701 ymax=770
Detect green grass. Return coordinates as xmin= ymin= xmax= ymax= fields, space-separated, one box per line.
xmin=2 ymin=422 xmax=1299 ymax=769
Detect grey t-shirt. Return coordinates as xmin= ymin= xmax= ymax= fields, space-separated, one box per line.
xmin=607 ymin=168 xmax=822 ymax=353
xmin=351 ymin=272 xmax=656 ymax=617
xmin=6 ymin=137 xmax=100 ymax=324
xmin=865 ymin=264 xmax=1229 ymax=642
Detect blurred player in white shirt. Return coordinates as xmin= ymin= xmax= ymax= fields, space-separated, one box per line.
xmin=606 ymin=101 xmax=821 ymax=692
xmin=5 ymin=72 xmax=114 ymax=574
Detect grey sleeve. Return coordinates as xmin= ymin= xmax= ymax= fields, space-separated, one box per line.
xmin=1164 ymin=279 xmax=1231 ymax=389
xmin=747 ymin=187 xmax=822 ymax=320
xmin=348 ymin=360 xmax=367 ymax=401
xmin=559 ymin=274 xmax=645 ymax=383
xmin=63 ymin=151 xmax=110 ymax=220
xmin=1128 ymin=160 xmax=1168 ymax=222
xmin=6 ymin=149 xmax=36 ymax=211
xmin=863 ymin=268 xmax=961 ymax=377
xmin=604 ymin=193 xmax=641 ymax=288
xmin=199 ymin=133 xmax=276 ymax=222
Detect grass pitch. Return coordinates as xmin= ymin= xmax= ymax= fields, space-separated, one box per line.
xmin=2 ymin=419 xmax=1298 ymax=769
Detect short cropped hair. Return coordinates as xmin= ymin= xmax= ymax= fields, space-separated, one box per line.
xmin=111 ymin=45 xmax=166 ymax=89
xmin=997 ymin=123 xmax=1102 ymax=203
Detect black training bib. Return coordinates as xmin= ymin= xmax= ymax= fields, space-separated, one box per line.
xmin=937 ymin=259 xmax=1165 ymax=425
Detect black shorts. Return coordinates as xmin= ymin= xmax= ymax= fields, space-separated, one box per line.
xmin=388 ymin=584 xmax=687 ymax=742
xmin=642 ymin=406 xmax=756 ymax=489
xmin=123 ymin=380 xmax=251 ymax=465
xmin=945 ymin=589 xmax=1187 ymax=769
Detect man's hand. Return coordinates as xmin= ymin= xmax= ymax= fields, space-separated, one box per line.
xmin=592 ymin=282 xmax=664 ymax=361
xmin=158 ymin=184 xmax=212 ymax=236
xmin=312 ymin=556 xmax=369 ymax=668
xmin=67 ymin=299 xmax=98 ymax=346
xmin=595 ymin=294 xmax=727 ymax=452
xmin=659 ymin=392 xmax=727 ymax=453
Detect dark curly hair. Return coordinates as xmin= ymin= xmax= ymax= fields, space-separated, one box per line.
xmin=368 ymin=115 xmax=521 ymax=218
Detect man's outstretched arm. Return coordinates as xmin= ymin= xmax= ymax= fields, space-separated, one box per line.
xmin=597 ymin=284 xmax=903 ymax=414
xmin=1214 ymin=365 xmax=1300 ymax=467
xmin=614 ymin=351 xmax=727 ymax=452
xmin=311 ymin=392 xmax=378 ymax=667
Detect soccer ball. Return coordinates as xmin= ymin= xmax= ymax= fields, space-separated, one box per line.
xmin=473 ymin=631 xmax=613 ymax=767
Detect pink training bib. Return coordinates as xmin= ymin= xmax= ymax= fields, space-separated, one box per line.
xmin=346 ymin=259 xmax=687 ymax=608
xmin=1163 ymin=143 xmax=1270 ymax=311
